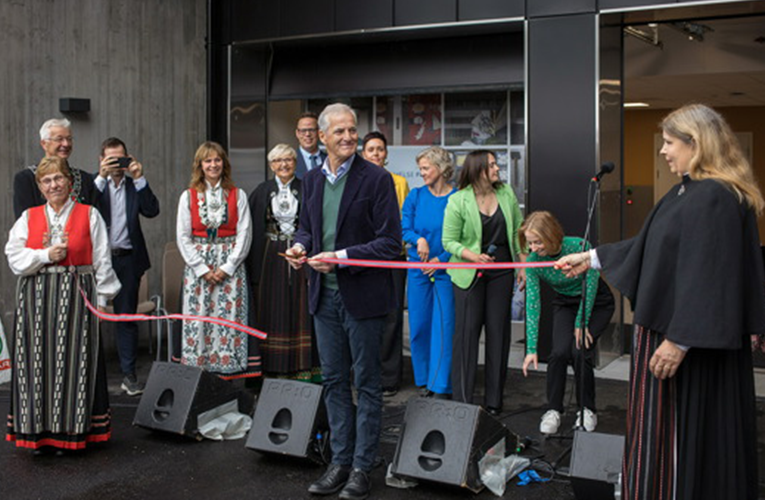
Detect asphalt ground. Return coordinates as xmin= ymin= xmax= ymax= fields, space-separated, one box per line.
xmin=2 ymin=348 xmax=764 ymax=500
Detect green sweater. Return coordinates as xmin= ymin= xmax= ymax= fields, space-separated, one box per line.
xmin=525 ymin=236 xmax=600 ymax=355
xmin=321 ymin=174 xmax=348 ymax=290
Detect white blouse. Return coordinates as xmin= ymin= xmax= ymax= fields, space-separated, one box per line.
xmin=176 ymin=184 xmax=252 ymax=278
xmin=271 ymin=176 xmax=299 ymax=237
xmin=5 ymin=202 xmax=122 ymax=307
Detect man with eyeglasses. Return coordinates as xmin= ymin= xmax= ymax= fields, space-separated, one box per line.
xmin=294 ymin=112 xmax=327 ymax=180
xmin=13 ymin=118 xmax=97 ymax=219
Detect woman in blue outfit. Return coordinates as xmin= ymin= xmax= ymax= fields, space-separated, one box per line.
xmin=402 ymin=146 xmax=456 ymax=398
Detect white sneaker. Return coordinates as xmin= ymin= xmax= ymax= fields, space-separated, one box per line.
xmin=575 ymin=408 xmax=597 ymax=432
xmin=540 ymin=410 xmax=561 ymax=434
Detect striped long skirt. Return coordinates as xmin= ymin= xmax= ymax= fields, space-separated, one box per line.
xmin=623 ymin=325 xmax=758 ymax=500
xmin=6 ymin=269 xmax=111 ymax=450
xmin=255 ymin=238 xmax=319 ymax=382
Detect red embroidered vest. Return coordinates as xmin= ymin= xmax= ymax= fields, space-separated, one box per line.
xmin=26 ymin=203 xmax=93 ymax=266
xmin=189 ymin=188 xmax=239 ymax=238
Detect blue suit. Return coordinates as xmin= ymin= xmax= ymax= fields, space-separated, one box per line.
xmin=95 ymin=176 xmax=160 ymax=375
xmin=295 ymin=148 xmax=327 ymax=180
xmin=401 ymin=185 xmax=456 ymax=395
xmin=294 ymin=154 xmax=401 ymax=471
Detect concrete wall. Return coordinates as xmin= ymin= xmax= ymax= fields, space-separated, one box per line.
xmin=0 ymin=0 xmax=207 ymax=324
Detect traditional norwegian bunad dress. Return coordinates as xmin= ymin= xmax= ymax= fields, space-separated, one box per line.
xmin=5 ymin=200 xmax=121 ymax=450
xmin=247 ymin=177 xmax=319 ymax=382
xmin=176 ymin=182 xmax=257 ymax=379
xmin=597 ymin=176 xmax=765 ymax=500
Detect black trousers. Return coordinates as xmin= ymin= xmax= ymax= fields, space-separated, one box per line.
xmin=451 ymin=271 xmax=514 ymax=409
xmin=547 ymin=278 xmax=615 ymax=412
xmin=381 ymin=256 xmax=406 ymax=389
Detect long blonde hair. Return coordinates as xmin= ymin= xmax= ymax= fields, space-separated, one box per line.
xmin=662 ymin=104 xmax=764 ymax=214
xmin=189 ymin=141 xmax=235 ymax=193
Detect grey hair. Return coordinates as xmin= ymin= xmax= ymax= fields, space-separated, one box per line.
xmin=267 ymin=143 xmax=298 ymax=162
xmin=416 ymin=146 xmax=455 ymax=182
xmin=39 ymin=118 xmax=72 ymax=141
xmin=318 ymin=103 xmax=357 ymax=134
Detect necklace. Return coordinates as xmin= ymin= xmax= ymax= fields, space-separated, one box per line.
xmin=44 ymin=200 xmax=71 ymax=246
xmin=198 ymin=188 xmax=227 ymax=229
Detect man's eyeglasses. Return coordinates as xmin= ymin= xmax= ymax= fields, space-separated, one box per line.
xmin=47 ymin=136 xmax=73 ymax=144
xmin=296 ymin=128 xmax=318 ymax=135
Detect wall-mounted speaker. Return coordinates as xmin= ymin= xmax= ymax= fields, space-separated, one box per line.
xmin=59 ymin=98 xmax=90 ymax=113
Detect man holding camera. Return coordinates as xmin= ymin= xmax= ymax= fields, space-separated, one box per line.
xmin=94 ymin=137 xmax=160 ymax=396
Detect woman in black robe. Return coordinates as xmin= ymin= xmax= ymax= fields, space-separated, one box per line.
xmin=247 ymin=144 xmax=319 ymax=382
xmin=558 ymin=104 xmax=765 ymax=500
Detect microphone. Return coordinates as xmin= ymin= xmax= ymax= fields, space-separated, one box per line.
xmin=593 ymin=162 xmax=615 ymax=182
xmin=478 ymin=244 xmax=497 ymax=279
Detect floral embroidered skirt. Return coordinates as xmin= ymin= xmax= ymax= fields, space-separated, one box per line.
xmin=6 ymin=269 xmax=111 ymax=450
xmin=180 ymin=237 xmax=260 ymax=378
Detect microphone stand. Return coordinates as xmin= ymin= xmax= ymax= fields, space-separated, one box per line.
xmin=551 ymin=173 xmax=604 ymax=476
xmin=574 ymin=175 xmax=602 ymax=432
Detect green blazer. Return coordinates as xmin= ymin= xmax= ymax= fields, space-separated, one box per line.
xmin=442 ymin=184 xmax=523 ymax=289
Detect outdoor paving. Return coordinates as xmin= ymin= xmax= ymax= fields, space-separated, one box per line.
xmin=2 ymin=348 xmax=765 ymax=500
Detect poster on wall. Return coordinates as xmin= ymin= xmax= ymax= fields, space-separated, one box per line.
xmin=402 ymin=94 xmax=442 ymax=146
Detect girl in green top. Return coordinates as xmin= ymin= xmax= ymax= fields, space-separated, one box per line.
xmin=519 ymin=211 xmax=614 ymax=434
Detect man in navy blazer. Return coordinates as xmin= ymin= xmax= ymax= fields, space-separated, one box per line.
xmin=286 ymin=104 xmax=401 ymax=500
xmin=94 ymin=137 xmax=160 ymax=396
xmin=294 ymin=111 xmax=327 ymax=179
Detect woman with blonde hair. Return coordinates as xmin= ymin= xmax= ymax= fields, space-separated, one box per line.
xmin=402 ymin=146 xmax=456 ymax=398
xmin=176 ymin=141 xmax=256 ymax=378
xmin=519 ymin=210 xmax=614 ymax=434
xmin=558 ymin=104 xmax=765 ymax=500
xmin=5 ymin=156 xmax=120 ymax=453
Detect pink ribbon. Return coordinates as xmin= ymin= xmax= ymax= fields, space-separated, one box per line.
xmin=317 ymin=257 xmax=555 ymax=270
xmin=78 ymin=287 xmax=267 ymax=339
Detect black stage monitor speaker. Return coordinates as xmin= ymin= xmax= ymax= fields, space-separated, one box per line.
xmin=245 ymin=378 xmax=329 ymax=463
xmin=133 ymin=362 xmax=254 ymax=438
xmin=570 ymin=430 xmax=625 ymax=500
xmin=391 ymin=398 xmax=518 ymax=493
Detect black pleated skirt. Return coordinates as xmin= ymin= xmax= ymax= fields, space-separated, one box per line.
xmin=623 ymin=325 xmax=758 ymax=500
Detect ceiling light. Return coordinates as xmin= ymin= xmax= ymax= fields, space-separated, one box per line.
xmin=624 ymin=102 xmax=650 ymax=108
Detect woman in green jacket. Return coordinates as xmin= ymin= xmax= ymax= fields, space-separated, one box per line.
xmin=442 ymin=150 xmax=524 ymax=415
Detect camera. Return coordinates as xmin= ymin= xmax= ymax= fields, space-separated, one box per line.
xmin=112 ymin=157 xmax=132 ymax=169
